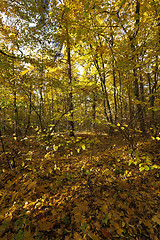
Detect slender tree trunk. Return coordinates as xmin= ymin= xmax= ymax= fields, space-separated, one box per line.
xmin=101 ymin=53 xmax=113 ymax=124
xmin=148 ymin=73 xmax=154 ymax=123
xmin=118 ymin=72 xmax=123 ymax=123
xmin=51 ymin=80 xmax=54 ymax=121
xmin=12 ymin=59 xmax=19 ymax=139
xmin=112 ymin=65 xmax=117 ymax=123
xmin=38 ymin=85 xmax=44 ymax=132
xmin=39 ymin=84 xmax=43 ymax=124
xmin=90 ymin=44 xmax=112 ymax=123
xmin=92 ymin=90 xmax=96 ymax=131
xmin=25 ymin=85 xmax=32 ymax=136
xmin=109 ymin=31 xmax=117 ymax=123
xmin=13 ymin=90 xmax=18 ymax=137
xmin=140 ymin=74 xmax=146 ymax=118
xmin=131 ymin=1 xmax=145 ymax=133
xmin=103 ymin=99 xmax=109 ymax=122
xmin=133 ymin=68 xmax=145 ymax=133
xmin=84 ymin=97 xmax=87 ymax=115
xmin=38 ymin=44 xmax=45 ymax=132
xmin=153 ymin=56 xmax=158 ymax=123
xmin=100 ymin=80 xmax=112 ymax=123
xmin=128 ymin=82 xmax=134 ymax=126
xmin=104 ymin=84 xmax=113 ymax=124
xmin=84 ymin=97 xmax=88 ymax=131
xmin=66 ymin=27 xmax=75 ymax=137
xmin=149 ymin=56 xmax=158 ymax=124
xmin=3 ymin=108 xmax=6 ymax=132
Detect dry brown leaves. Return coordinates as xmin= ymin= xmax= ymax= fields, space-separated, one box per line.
xmin=0 ymin=135 xmax=159 ymax=239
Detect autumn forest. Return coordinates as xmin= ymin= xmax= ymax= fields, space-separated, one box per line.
xmin=0 ymin=0 xmax=160 ymax=239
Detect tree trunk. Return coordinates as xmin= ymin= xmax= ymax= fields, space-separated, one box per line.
xmin=131 ymin=1 xmax=145 ymax=133
xmin=14 ymin=89 xmax=18 ymax=137
xmin=133 ymin=68 xmax=145 ymax=133
xmin=66 ymin=27 xmax=75 ymax=137
xmin=140 ymin=74 xmax=146 ymax=120
xmin=91 ymin=43 xmax=113 ymax=124
xmin=25 ymin=85 xmax=32 ymax=136
xmin=12 ymin=59 xmax=19 ymax=139
xmin=128 ymin=82 xmax=134 ymax=125
xmin=109 ymin=30 xmax=117 ymax=123
xmin=118 ymin=72 xmax=123 ymax=123
xmin=92 ymin=90 xmax=96 ymax=131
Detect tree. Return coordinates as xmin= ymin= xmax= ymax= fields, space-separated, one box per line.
xmin=0 ymin=0 xmax=159 ymax=136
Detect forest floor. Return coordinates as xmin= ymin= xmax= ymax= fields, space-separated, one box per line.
xmin=0 ymin=133 xmax=160 ymax=240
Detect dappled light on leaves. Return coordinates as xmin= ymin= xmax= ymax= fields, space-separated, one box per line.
xmin=0 ymin=134 xmax=160 ymax=239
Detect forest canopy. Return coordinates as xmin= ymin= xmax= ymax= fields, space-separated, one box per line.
xmin=0 ymin=0 xmax=159 ymax=137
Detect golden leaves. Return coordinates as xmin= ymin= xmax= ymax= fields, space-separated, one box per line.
xmin=73 ymin=232 xmax=83 ymax=240
xmin=73 ymin=200 xmax=89 ymax=225
xmin=152 ymin=213 xmax=160 ymax=225
xmin=0 ymin=135 xmax=160 ymax=239
xmin=85 ymin=229 xmax=99 ymax=240
xmin=21 ymin=69 xmax=29 ymax=76
xmin=27 ymin=181 xmax=37 ymax=191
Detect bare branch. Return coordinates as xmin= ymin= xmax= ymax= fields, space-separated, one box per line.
xmin=0 ymin=50 xmax=16 ymax=58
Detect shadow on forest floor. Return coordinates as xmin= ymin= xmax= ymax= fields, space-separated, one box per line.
xmin=0 ymin=133 xmax=159 ymax=240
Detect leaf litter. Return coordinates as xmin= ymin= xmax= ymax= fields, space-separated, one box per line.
xmin=0 ymin=134 xmax=159 ymax=240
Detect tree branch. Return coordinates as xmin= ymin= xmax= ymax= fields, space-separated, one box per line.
xmin=0 ymin=50 xmax=16 ymax=58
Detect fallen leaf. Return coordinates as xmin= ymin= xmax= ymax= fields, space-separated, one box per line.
xmin=102 ymin=228 xmax=111 ymax=238
xmin=73 ymin=232 xmax=83 ymax=240
xmin=152 ymin=214 xmax=160 ymax=225
xmin=86 ymin=230 xmax=99 ymax=240
xmin=27 ymin=181 xmax=37 ymax=191
xmin=37 ymin=218 xmax=54 ymax=231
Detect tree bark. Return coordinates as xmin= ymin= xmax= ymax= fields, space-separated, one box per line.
xmin=25 ymin=84 xmax=32 ymax=136
xmin=92 ymin=90 xmax=96 ymax=131
xmin=66 ymin=27 xmax=75 ymax=137
xmin=131 ymin=1 xmax=145 ymax=133
xmin=90 ymin=44 xmax=113 ymax=124
xmin=118 ymin=72 xmax=123 ymax=123
xmin=12 ymin=59 xmax=19 ymax=139
xmin=109 ymin=30 xmax=117 ymax=123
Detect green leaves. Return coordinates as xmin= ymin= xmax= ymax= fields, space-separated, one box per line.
xmin=80 ymin=222 xmax=89 ymax=234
